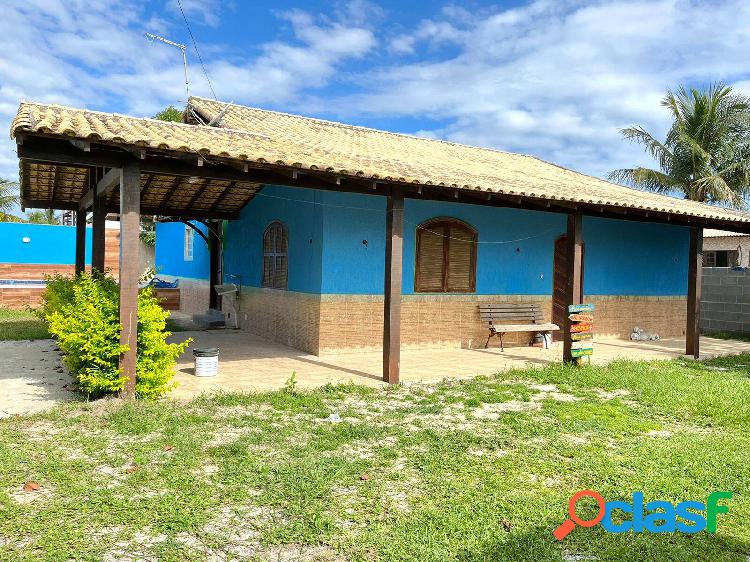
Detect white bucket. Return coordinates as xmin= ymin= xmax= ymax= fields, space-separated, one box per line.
xmin=193 ymin=348 xmax=219 ymax=377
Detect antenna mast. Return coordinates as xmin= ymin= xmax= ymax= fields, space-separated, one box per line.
xmin=145 ymin=33 xmax=190 ymax=99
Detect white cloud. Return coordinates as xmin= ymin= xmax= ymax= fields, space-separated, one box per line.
xmin=3 ymin=0 xmax=750 ymax=203
xmin=341 ymin=0 xmax=750 ymax=178
xmin=0 ymin=0 xmax=376 ymax=186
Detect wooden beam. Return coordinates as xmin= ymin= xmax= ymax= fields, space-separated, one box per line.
xmin=17 ymin=139 xmax=124 ymax=168
xmin=686 ymin=226 xmax=703 ymax=359
xmin=119 ymin=161 xmax=141 ymax=397
xmin=75 ymin=208 xmax=86 ymax=274
xmin=20 ymin=199 xmax=79 ymax=211
xmin=79 ymin=167 xmax=121 ymax=211
xmin=563 ymin=213 xmax=584 ymax=364
xmin=208 ymin=181 xmax=236 ymax=213
xmin=383 ymin=187 xmax=404 ymax=384
xmin=91 ymin=171 xmax=107 ymax=273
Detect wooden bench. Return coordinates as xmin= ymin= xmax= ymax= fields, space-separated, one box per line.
xmin=479 ymin=303 xmax=559 ymax=351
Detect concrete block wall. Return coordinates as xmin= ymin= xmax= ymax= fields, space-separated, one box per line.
xmin=701 ymin=268 xmax=750 ymax=334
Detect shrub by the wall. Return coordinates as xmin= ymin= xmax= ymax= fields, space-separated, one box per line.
xmin=42 ymin=273 xmax=190 ymax=398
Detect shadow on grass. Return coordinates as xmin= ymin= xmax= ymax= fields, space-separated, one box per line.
xmin=457 ymin=521 xmax=750 ymax=562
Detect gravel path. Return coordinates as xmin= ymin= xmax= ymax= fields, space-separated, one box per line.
xmin=0 ymin=339 xmax=76 ymax=417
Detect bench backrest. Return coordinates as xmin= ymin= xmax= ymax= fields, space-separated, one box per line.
xmin=479 ymin=303 xmax=543 ymax=325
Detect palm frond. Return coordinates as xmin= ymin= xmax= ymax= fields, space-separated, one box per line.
xmin=608 ymin=167 xmax=683 ymax=194
xmin=618 ymin=126 xmax=674 ymax=171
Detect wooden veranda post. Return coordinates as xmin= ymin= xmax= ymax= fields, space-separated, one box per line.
xmin=686 ymin=226 xmax=703 ymax=359
xmin=563 ymin=213 xmax=583 ymax=364
xmin=383 ymin=188 xmax=404 ymax=384
xmin=75 ymin=209 xmax=86 ymax=274
xmin=119 ymin=162 xmax=140 ymax=397
xmin=91 ymin=170 xmax=106 ymax=273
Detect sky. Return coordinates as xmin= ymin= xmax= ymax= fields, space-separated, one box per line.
xmin=3 ymin=0 xmax=750 ymax=217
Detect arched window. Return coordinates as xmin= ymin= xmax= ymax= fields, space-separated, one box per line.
xmin=415 ymin=218 xmax=477 ymax=293
xmin=262 ymin=221 xmax=288 ymax=289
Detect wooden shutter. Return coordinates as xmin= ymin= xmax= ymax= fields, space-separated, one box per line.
xmin=446 ymin=224 xmax=476 ymax=292
xmin=415 ymin=219 xmax=476 ymax=293
xmin=415 ymin=225 xmax=446 ymax=292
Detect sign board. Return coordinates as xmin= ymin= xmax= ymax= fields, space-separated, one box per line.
xmin=568 ymin=303 xmax=595 ymax=364
xmin=568 ymin=303 xmax=595 ymax=313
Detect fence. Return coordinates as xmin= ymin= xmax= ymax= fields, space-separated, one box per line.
xmin=701 ymin=268 xmax=750 ymax=334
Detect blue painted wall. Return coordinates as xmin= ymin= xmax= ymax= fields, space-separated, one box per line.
xmin=222 ymin=186 xmax=324 ymax=292
xmin=155 ymin=221 xmax=210 ymax=280
xmin=583 ymin=217 xmax=689 ymax=295
xmin=318 ymin=191 xmax=689 ymax=295
xmin=0 ymin=223 xmax=91 ymax=264
xmin=161 ymin=185 xmax=691 ymax=296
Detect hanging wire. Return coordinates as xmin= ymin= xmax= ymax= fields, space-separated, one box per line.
xmin=176 ymin=0 xmax=218 ymax=100
xmin=252 ymin=192 xmax=561 ymax=245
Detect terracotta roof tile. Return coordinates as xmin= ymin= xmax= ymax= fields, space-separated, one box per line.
xmin=10 ymin=98 xmax=750 ymax=225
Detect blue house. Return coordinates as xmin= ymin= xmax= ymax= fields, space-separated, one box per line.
xmin=157 ymin=183 xmax=689 ymax=355
xmin=15 ymin=97 xmax=748 ymax=385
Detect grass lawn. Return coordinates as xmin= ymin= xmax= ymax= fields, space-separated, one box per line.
xmin=1 ymin=355 xmax=750 ymax=561
xmin=0 ymin=308 xmax=49 ymax=341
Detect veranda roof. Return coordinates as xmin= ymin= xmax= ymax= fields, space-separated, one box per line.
xmin=10 ymin=97 xmax=750 ymax=226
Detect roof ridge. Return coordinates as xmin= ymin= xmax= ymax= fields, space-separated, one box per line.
xmin=188 ymin=95 xmax=540 ymax=161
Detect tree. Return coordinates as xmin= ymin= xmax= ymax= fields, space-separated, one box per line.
xmin=609 ymin=83 xmax=750 ymax=209
xmin=152 ymin=106 xmax=183 ymax=122
xmin=0 ymin=178 xmax=19 ymax=215
xmin=26 ymin=209 xmax=61 ymax=225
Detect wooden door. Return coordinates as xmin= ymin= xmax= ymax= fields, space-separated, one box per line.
xmin=552 ymin=235 xmax=584 ymax=341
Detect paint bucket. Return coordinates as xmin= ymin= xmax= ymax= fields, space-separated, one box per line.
xmin=193 ymin=347 xmax=219 ymax=377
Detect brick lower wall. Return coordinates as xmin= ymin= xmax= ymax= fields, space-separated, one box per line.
xmin=234 ymin=291 xmax=687 ymax=355
xmin=163 ymin=277 xmax=210 ymax=316
xmin=232 ymin=287 xmax=320 ymax=354
xmin=586 ymin=296 xmax=686 ymax=338
xmin=319 ymin=294 xmax=554 ymax=353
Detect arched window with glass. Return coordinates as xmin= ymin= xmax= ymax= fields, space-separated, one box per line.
xmin=262 ymin=221 xmax=288 ymax=289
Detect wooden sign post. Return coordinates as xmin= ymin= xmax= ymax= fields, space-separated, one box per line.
xmin=568 ymin=303 xmax=594 ymax=366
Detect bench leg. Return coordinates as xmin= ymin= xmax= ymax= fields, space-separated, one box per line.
xmin=485 ymin=331 xmax=492 ymax=349
xmin=500 ymin=332 xmax=505 ymax=352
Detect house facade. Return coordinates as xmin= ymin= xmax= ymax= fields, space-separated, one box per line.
xmin=14 ymin=96 xmax=750 ymax=385
xmin=703 ymin=229 xmax=750 ymax=268
xmin=156 ymin=184 xmax=689 ymax=355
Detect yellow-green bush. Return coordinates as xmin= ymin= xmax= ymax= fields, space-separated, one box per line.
xmin=41 ymin=273 xmax=190 ymax=398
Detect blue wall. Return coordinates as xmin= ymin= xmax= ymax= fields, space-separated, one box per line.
xmin=155 ymin=221 xmax=210 ymax=280
xmin=0 ymin=223 xmax=91 ymax=265
xmin=318 ymin=191 xmax=689 ymax=296
xmin=161 ymin=185 xmax=691 ymax=296
xmin=583 ymin=217 xmax=689 ymax=295
xmin=223 ymin=186 xmax=324 ymax=292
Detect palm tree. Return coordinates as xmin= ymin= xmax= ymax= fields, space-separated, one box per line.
xmin=0 ymin=178 xmax=18 ymax=215
xmin=609 ymin=84 xmax=750 ymax=209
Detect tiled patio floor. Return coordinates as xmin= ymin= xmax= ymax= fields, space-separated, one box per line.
xmin=169 ymin=330 xmax=750 ymax=399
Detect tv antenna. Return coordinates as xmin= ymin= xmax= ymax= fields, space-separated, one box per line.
xmin=145 ymin=32 xmax=190 ymax=99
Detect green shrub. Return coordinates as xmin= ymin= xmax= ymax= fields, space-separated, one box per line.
xmin=42 ymin=273 xmax=191 ymax=398
xmin=135 ymin=286 xmax=190 ymax=398
xmin=38 ymin=273 xmax=77 ymax=321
